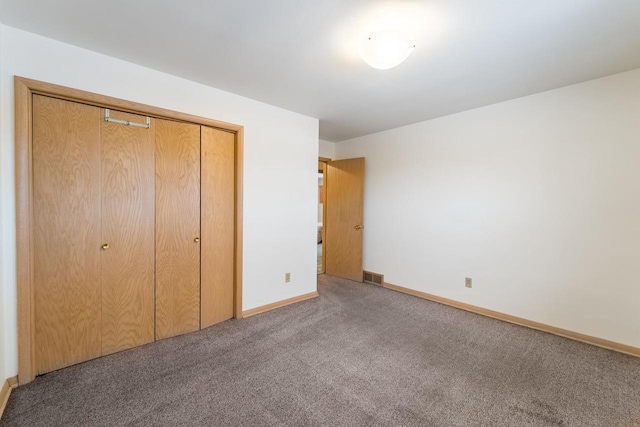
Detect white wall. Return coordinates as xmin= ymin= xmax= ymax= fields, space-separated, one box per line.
xmin=319 ymin=139 xmax=336 ymax=159
xmin=0 ymin=26 xmax=319 ymax=378
xmin=0 ymin=21 xmax=7 ymax=385
xmin=336 ymin=68 xmax=640 ymax=348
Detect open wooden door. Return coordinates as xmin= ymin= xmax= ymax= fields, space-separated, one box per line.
xmin=325 ymin=158 xmax=365 ymax=282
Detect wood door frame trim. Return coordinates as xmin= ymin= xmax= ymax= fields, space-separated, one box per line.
xmin=14 ymin=76 xmax=244 ymax=385
xmin=318 ymin=158 xmax=328 ymax=274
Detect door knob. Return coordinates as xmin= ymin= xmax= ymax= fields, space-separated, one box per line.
xmin=101 ymin=243 xmax=110 ymax=250
xmin=194 ymin=237 xmax=200 ymax=243
xmin=354 ymin=225 xmax=363 ymax=230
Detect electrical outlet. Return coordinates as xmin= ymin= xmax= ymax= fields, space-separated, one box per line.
xmin=465 ymin=277 xmax=472 ymax=288
xmin=285 ymin=273 xmax=291 ymax=283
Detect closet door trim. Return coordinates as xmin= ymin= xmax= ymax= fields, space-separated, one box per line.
xmin=15 ymin=76 xmax=244 ymax=385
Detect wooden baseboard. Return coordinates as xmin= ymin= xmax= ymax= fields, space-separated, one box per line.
xmin=7 ymin=377 xmax=17 ymax=389
xmin=383 ymin=282 xmax=640 ymax=358
xmin=242 ymin=291 xmax=319 ymax=318
xmin=0 ymin=376 xmax=18 ymax=420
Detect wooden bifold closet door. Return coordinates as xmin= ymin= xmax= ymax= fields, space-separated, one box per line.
xmin=31 ymin=94 xmax=236 ymax=375
xmin=100 ymin=109 xmax=156 ymax=355
xmin=201 ymin=126 xmax=235 ymax=328
xmin=33 ymin=96 xmax=155 ymax=373
xmin=33 ymin=95 xmax=103 ymax=374
xmin=154 ymin=119 xmax=201 ymax=340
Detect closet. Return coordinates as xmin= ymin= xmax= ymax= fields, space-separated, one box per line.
xmin=31 ymin=94 xmax=236 ymax=375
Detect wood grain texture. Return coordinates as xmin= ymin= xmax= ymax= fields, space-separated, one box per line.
xmin=242 ymin=292 xmax=319 ymax=318
xmin=383 ymin=282 xmax=640 ymax=359
xmin=100 ymin=110 xmax=155 ymax=355
xmin=6 ymin=377 xmax=17 ymax=389
xmin=234 ymin=128 xmax=244 ymax=319
xmin=15 ymin=77 xmax=36 ymax=385
xmin=0 ymin=379 xmax=11 ymax=421
xmin=200 ymin=127 xmax=235 ymax=328
xmin=32 ymin=95 xmax=102 ymax=374
xmin=0 ymin=376 xmax=18 ymax=421
xmin=155 ymin=119 xmax=201 ymax=340
xmin=325 ymin=158 xmax=365 ymax=282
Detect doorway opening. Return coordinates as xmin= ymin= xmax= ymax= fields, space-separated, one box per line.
xmin=320 ymin=157 xmax=365 ymax=281
xmin=317 ymin=159 xmax=328 ymax=274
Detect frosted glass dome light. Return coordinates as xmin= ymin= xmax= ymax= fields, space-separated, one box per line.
xmin=358 ymin=30 xmax=416 ymax=70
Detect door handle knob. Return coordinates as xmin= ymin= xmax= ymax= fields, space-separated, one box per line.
xmin=194 ymin=237 xmax=200 ymax=243
xmin=354 ymin=225 xmax=363 ymax=230
xmin=101 ymin=243 xmax=110 ymax=250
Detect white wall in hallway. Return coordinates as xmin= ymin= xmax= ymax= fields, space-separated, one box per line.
xmin=319 ymin=139 xmax=336 ymax=159
xmin=0 ymin=25 xmax=319 ymax=378
xmin=336 ymin=68 xmax=640 ymax=348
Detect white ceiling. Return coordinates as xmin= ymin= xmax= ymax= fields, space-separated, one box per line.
xmin=2 ymin=0 xmax=640 ymax=142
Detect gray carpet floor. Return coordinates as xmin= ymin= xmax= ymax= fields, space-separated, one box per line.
xmin=3 ymin=275 xmax=640 ymax=426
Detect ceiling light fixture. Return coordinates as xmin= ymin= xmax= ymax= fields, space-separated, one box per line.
xmin=358 ymin=29 xmax=416 ymax=70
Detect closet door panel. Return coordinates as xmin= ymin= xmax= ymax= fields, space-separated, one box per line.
xmin=101 ymin=110 xmax=156 ymax=355
xmin=32 ymin=95 xmax=102 ymax=374
xmin=155 ymin=119 xmax=201 ymax=340
xmin=201 ymin=127 xmax=235 ymax=328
